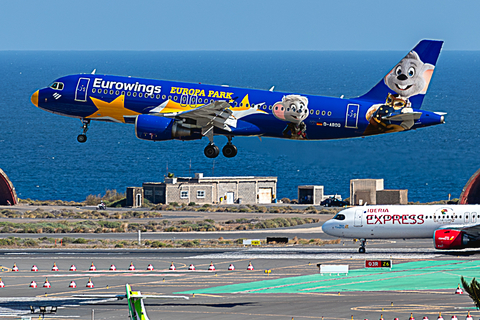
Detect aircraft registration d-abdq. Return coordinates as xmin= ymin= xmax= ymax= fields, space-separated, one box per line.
xmin=322 ymin=205 xmax=480 ymax=253
xmin=31 ymin=40 xmax=445 ymax=158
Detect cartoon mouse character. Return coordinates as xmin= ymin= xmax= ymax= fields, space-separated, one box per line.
xmin=385 ymin=50 xmax=435 ymax=100
xmin=364 ymin=51 xmax=434 ymax=135
xmin=272 ymin=95 xmax=309 ymax=139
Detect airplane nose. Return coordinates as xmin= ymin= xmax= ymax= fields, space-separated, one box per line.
xmin=321 ymin=220 xmax=331 ymax=233
xmin=31 ymin=90 xmax=39 ymax=107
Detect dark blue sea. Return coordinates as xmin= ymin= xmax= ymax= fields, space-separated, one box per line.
xmin=0 ymin=50 xmax=477 ymax=202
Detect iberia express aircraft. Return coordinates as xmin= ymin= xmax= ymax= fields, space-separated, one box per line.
xmin=322 ymin=205 xmax=480 ymax=253
xmin=31 ymin=40 xmax=445 ymax=158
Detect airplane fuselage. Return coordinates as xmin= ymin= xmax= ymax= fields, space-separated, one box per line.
xmin=33 ymin=74 xmax=444 ymax=138
xmin=30 ymin=40 xmax=445 ymax=158
xmin=322 ymin=205 xmax=480 ymax=251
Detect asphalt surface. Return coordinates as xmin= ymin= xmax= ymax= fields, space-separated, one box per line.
xmin=0 ymin=206 xmax=478 ymax=320
xmin=0 ymin=246 xmax=478 ymax=320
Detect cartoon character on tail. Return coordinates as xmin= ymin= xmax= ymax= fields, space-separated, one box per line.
xmin=364 ymin=50 xmax=435 ymax=135
xmin=273 ymin=95 xmax=309 ymax=139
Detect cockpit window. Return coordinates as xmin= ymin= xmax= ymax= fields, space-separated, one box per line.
xmin=333 ymin=213 xmax=345 ymax=221
xmin=49 ymin=82 xmax=64 ymax=90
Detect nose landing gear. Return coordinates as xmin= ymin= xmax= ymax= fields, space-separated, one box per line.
xmin=358 ymin=239 xmax=367 ymax=253
xmin=77 ymin=119 xmax=90 ymax=143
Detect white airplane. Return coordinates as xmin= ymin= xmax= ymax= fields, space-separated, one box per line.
xmin=321 ymin=205 xmax=480 ymax=253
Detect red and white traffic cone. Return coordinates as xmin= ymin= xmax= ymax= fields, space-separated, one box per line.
xmin=169 ymin=262 xmax=176 ymax=271
xmin=29 ymin=281 xmax=37 ymax=288
xmin=465 ymin=312 xmax=473 ymax=320
xmin=438 ymin=313 xmax=444 ymax=320
xmin=228 ymin=264 xmax=235 ymax=271
xmin=89 ymin=262 xmax=96 ymax=271
xmin=12 ymin=263 xmax=18 ymax=272
xmin=128 ymin=262 xmax=135 ymax=271
xmin=0 ymin=278 xmax=5 ymax=288
xmin=247 ymin=262 xmax=254 ymax=271
xmin=51 ymin=262 xmax=59 ymax=272
xmin=69 ymin=281 xmax=77 ymax=288
xmin=70 ymin=265 xmax=77 ymax=271
xmin=109 ymin=264 xmax=116 ymax=271
xmin=147 ymin=264 xmax=154 ymax=271
xmin=208 ymin=262 xmax=216 ymax=271
xmin=43 ymin=278 xmax=51 ymax=288
xmin=86 ymin=278 xmax=94 ymax=288
xmin=31 ymin=265 xmax=38 ymax=272
xmin=455 ymin=285 xmax=464 ymax=294
xmin=188 ymin=264 xmax=196 ymax=271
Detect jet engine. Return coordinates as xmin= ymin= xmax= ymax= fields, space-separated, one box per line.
xmin=135 ymin=114 xmax=194 ymax=141
xmin=434 ymin=229 xmax=471 ymax=249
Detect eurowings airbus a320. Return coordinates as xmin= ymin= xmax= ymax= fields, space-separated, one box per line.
xmin=31 ymin=40 xmax=445 ymax=158
xmin=322 ymin=205 xmax=480 ymax=253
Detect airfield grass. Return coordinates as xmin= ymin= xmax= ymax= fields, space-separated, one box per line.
xmin=177 ymin=260 xmax=480 ymax=294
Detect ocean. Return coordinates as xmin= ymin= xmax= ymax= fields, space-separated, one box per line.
xmin=0 ymin=50 xmax=478 ymax=203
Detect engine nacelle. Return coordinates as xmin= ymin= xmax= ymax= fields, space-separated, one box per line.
xmin=434 ymin=229 xmax=470 ymax=249
xmin=135 ymin=114 xmax=193 ymax=141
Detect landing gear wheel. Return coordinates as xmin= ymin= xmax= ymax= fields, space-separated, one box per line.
xmin=358 ymin=239 xmax=366 ymax=253
xmin=77 ymin=134 xmax=87 ymax=143
xmin=222 ymin=144 xmax=238 ymax=158
xmin=204 ymin=144 xmax=220 ymax=158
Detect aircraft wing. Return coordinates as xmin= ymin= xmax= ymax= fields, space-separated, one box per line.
xmin=159 ymin=101 xmax=237 ymax=132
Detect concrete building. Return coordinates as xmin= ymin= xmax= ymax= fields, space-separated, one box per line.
xmin=350 ymin=179 xmax=384 ymax=205
xmin=297 ymin=185 xmax=342 ymax=205
xmin=350 ymin=179 xmax=408 ymax=205
xmin=126 ymin=187 xmax=144 ymax=207
xmin=376 ymin=190 xmax=408 ymax=205
xmin=142 ymin=173 xmax=277 ymax=205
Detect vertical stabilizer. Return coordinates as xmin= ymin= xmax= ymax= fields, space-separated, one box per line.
xmin=358 ymin=39 xmax=443 ymax=110
xmin=126 ymin=284 xmax=150 ymax=320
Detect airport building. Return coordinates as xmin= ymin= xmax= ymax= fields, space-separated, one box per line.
xmin=142 ymin=173 xmax=277 ymax=205
xmin=350 ymin=179 xmax=408 ymax=205
xmin=297 ymin=185 xmax=342 ymax=205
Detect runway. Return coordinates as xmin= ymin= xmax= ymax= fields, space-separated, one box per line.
xmin=0 ymin=245 xmax=478 ymax=320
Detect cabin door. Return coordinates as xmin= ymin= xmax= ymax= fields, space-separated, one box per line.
xmin=75 ymin=78 xmax=90 ymax=102
xmin=354 ymin=209 xmax=363 ymax=227
xmin=345 ymin=104 xmax=359 ymax=128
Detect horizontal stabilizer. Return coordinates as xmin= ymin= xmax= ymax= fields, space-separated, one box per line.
xmin=384 ymin=112 xmax=422 ymax=121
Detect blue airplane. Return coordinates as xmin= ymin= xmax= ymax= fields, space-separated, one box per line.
xmin=31 ymin=40 xmax=445 ymax=158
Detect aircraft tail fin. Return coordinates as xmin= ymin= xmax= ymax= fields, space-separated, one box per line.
xmin=358 ymin=39 xmax=443 ymax=109
xmin=125 ymin=284 xmax=189 ymax=320
xmin=126 ymin=284 xmax=149 ymax=320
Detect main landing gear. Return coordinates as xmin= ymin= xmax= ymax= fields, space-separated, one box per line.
xmin=204 ymin=135 xmax=238 ymax=158
xmin=358 ymin=239 xmax=367 ymax=253
xmin=77 ymin=119 xmax=90 ymax=143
